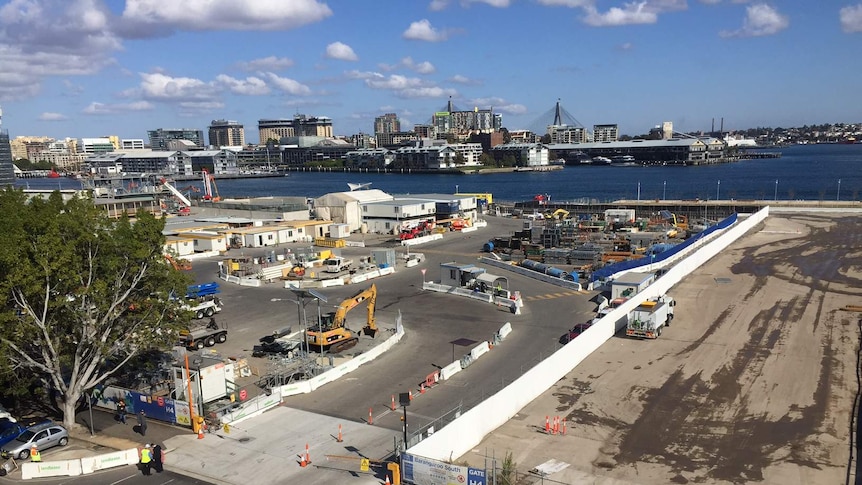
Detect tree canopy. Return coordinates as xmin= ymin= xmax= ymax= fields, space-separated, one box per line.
xmin=0 ymin=189 xmax=191 ymax=427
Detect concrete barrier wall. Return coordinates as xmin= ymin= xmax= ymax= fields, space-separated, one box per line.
xmin=402 ymin=234 xmax=443 ymax=247
xmin=23 ymin=448 xmax=140 ymax=479
xmin=409 ymin=207 xmax=769 ymax=461
xmin=481 ymin=258 xmax=582 ymax=291
xmin=219 ymin=387 xmax=284 ymax=426
xmin=277 ymin=322 xmax=406 ymax=399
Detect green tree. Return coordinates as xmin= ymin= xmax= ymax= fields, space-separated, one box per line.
xmin=453 ymin=153 xmax=467 ymax=165
xmin=0 ymin=190 xmax=191 ymax=428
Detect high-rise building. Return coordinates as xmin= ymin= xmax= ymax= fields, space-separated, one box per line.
xmin=374 ymin=113 xmax=400 ymax=137
xmin=121 ymin=139 xmax=146 ymax=150
xmin=208 ymin=119 xmax=245 ymax=147
xmin=258 ymin=114 xmax=333 ymax=144
xmin=548 ymin=125 xmax=588 ymax=144
xmin=592 ymin=124 xmax=619 ymax=142
xmin=147 ymin=128 xmax=204 ymax=151
xmin=0 ymin=106 xmax=16 ymax=186
xmin=80 ymin=138 xmax=115 ymax=154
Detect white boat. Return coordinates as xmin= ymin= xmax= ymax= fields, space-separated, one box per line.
xmin=610 ymin=155 xmax=638 ymax=166
xmin=591 ymin=156 xmax=611 ymax=165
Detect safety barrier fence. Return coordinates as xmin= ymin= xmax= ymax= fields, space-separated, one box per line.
xmin=422 ymin=282 xmax=522 ymax=314
xmin=480 ymin=257 xmax=582 ymax=291
xmin=408 ymin=207 xmax=768 ymax=462
xmin=22 ymin=448 xmax=140 ymax=480
xmin=283 ymin=266 xmax=396 ymax=289
xmin=230 ymin=313 xmax=407 ymax=405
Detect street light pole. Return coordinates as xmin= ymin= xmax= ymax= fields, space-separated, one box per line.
xmin=717 ymin=180 xmax=720 ymax=201
xmin=637 ymin=181 xmax=640 ymax=201
xmin=838 ymin=179 xmax=841 ymax=201
xmin=774 ymin=179 xmax=778 ymax=201
xmin=663 ymin=180 xmax=666 ymax=200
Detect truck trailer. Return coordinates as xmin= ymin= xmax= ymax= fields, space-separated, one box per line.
xmin=626 ymin=296 xmax=675 ymax=339
xmin=179 ymin=318 xmax=228 ymax=350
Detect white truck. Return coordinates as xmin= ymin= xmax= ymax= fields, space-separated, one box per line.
xmin=626 ymin=296 xmax=675 ymax=339
xmin=322 ymin=256 xmax=353 ymax=273
xmin=184 ymin=297 xmax=223 ymax=320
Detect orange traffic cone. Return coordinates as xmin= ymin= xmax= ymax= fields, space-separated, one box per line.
xmin=368 ymin=407 xmax=373 ymax=425
xmin=337 ymin=424 xmax=343 ymax=443
xmin=385 ymin=474 xmax=392 ymax=485
xmin=197 ymin=426 xmax=205 ymax=439
xmin=300 ymin=443 xmax=311 ymax=467
xmin=391 ymin=394 xmax=396 ymax=411
xmin=545 ymin=415 xmax=550 ymax=434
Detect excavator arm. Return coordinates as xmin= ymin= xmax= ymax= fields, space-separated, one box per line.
xmin=332 ymin=284 xmax=378 ymax=337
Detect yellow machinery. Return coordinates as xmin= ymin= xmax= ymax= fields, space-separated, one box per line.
xmin=165 ymin=254 xmax=192 ymax=271
xmin=659 ymin=210 xmax=688 ymax=231
xmin=307 ymin=284 xmax=378 ymax=353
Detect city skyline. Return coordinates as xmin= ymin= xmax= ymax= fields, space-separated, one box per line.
xmin=0 ymin=0 xmax=860 ymax=143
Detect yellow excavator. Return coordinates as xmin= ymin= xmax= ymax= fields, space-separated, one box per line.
xmin=306 ymin=284 xmax=378 ymax=353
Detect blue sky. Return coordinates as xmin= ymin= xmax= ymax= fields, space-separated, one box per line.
xmin=0 ymin=0 xmax=860 ymax=143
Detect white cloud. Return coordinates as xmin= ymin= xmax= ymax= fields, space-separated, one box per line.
xmin=618 ymin=41 xmax=634 ymax=50
xmin=0 ymin=0 xmax=121 ymax=100
xmin=840 ymin=4 xmax=862 ymax=33
xmin=135 ymin=72 xmax=216 ymax=100
xmin=397 ymin=86 xmax=458 ymax=98
xmin=38 ymin=112 xmax=67 ymax=121
xmin=465 ymin=0 xmax=512 ymax=6
xmin=429 ymin=0 xmax=510 ymax=8
xmin=349 ymin=70 xmax=457 ymax=99
xmin=402 ymin=57 xmax=436 ymax=74
xmin=403 ymin=19 xmax=449 ymax=42
xmin=214 ymin=74 xmax=270 ymax=95
xmin=263 ymin=72 xmax=313 ymax=95
xmin=468 ymin=96 xmax=527 ymax=115
xmin=82 ymin=100 xmax=153 ymax=115
xmin=450 ymin=74 xmax=481 ymax=85
xmin=236 ymin=56 xmax=294 ymax=71
xmin=536 ymin=0 xmax=592 ymax=6
xmin=325 ymin=41 xmax=359 ymax=61
xmin=720 ymin=3 xmax=789 ymax=37
xmin=583 ymin=2 xmax=658 ymax=26
xmin=119 ymin=0 xmax=332 ymax=34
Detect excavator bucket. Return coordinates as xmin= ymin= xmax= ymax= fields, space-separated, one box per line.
xmin=362 ymin=326 xmax=378 ymax=338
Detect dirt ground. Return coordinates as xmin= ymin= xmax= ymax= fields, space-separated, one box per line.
xmin=461 ymin=213 xmax=862 ymax=484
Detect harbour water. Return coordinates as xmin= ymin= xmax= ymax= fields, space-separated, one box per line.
xmin=14 ymin=144 xmax=861 ymax=203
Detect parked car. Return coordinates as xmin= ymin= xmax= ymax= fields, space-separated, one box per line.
xmin=1 ymin=422 xmax=68 ymax=460
xmin=0 ymin=418 xmax=51 ymax=449
xmin=559 ymin=322 xmax=594 ymax=345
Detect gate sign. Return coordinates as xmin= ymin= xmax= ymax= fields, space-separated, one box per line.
xmin=402 ymin=453 xmax=486 ymax=485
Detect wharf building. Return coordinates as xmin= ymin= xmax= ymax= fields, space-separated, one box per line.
xmin=208 ymin=120 xmax=245 ymax=148
xmin=258 ymin=115 xmax=333 ymax=144
xmin=84 ymin=149 xmax=239 ymax=176
xmin=548 ymin=137 xmax=727 ymax=165
xmin=148 ymin=129 xmax=205 ymax=151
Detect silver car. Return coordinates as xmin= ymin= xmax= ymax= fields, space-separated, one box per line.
xmin=1 ymin=422 xmax=68 ymax=460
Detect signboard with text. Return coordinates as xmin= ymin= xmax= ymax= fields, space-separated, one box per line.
xmin=402 ymin=453 xmax=486 ymax=485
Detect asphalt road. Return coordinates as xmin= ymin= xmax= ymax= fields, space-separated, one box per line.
xmin=183 ymin=216 xmax=601 ymax=438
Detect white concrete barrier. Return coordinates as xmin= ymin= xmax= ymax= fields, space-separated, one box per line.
xmin=409 ymin=208 xmax=769 ymax=462
xmin=439 ymin=361 xmax=462 ymax=381
xmin=402 ymin=234 xmax=443 ymax=246
xmin=459 ymin=226 xmax=478 ymax=233
xmin=497 ymin=322 xmax=512 ymax=341
xmin=406 ymin=258 xmax=419 ymax=268
xmin=320 ymin=278 xmax=345 ymax=287
xmin=276 ymin=323 xmax=405 ymax=398
xmin=79 ymin=448 xmax=139 ymax=474
xmin=22 ymin=459 xmax=83 ymax=479
xmin=470 ymin=341 xmax=490 ymax=361
xmin=220 ymin=387 xmax=283 ymax=425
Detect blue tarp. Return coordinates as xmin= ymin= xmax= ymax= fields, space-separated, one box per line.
xmin=591 ymin=213 xmax=738 ymax=282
